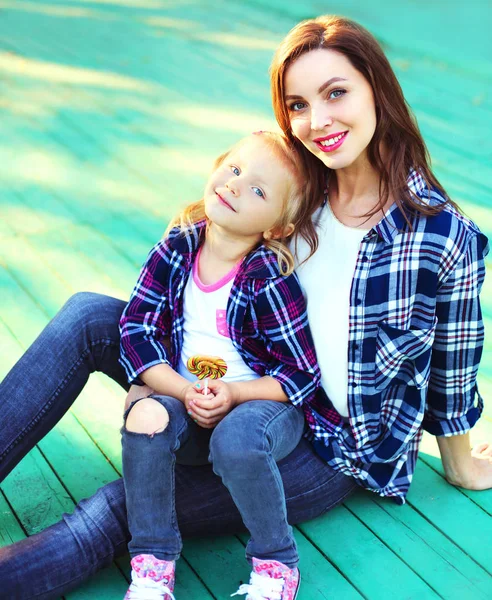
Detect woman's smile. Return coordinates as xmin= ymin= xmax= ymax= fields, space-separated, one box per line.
xmin=313 ymin=131 xmax=348 ymax=152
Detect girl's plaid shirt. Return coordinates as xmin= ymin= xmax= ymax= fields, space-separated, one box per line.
xmin=119 ymin=221 xmax=321 ymax=409
xmin=120 ymin=171 xmax=489 ymax=503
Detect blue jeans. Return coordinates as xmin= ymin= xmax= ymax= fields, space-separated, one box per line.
xmin=123 ymin=395 xmax=305 ymax=566
xmin=0 ymin=293 xmax=357 ymax=599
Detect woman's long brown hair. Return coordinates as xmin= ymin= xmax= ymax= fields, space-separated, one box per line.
xmin=270 ymin=15 xmax=458 ymax=225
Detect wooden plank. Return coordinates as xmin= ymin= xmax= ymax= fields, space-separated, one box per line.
xmin=407 ymin=460 xmax=492 ymax=575
xmin=0 ymin=492 xmax=25 ymax=547
xmin=299 ymin=504 xmax=440 ymax=599
xmin=346 ymin=492 xmax=492 ymax=599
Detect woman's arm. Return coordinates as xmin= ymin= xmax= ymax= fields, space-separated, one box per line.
xmin=437 ymin=433 xmax=492 ymax=490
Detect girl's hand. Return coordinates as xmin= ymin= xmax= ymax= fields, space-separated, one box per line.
xmin=182 ymin=382 xmax=216 ymax=428
xmin=124 ymin=384 xmax=155 ymax=412
xmin=188 ymin=380 xmax=239 ymax=428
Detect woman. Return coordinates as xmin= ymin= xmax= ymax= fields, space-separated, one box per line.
xmin=0 ymin=15 xmax=491 ymax=600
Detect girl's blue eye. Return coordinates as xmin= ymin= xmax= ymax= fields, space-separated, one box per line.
xmin=329 ymin=89 xmax=346 ymax=99
xmin=252 ymin=187 xmax=265 ymax=198
xmin=231 ymin=165 xmax=240 ymax=175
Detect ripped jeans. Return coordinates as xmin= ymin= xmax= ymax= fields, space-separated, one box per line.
xmin=0 ymin=293 xmax=357 ymax=599
xmin=122 ymin=395 xmax=306 ymax=567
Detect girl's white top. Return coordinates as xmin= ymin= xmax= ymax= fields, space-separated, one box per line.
xmin=295 ymin=202 xmax=368 ymax=417
xmin=178 ymin=254 xmax=260 ymax=384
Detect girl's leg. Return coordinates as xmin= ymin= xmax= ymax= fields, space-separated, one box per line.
xmin=0 ymin=292 xmax=128 ymax=481
xmin=122 ymin=395 xmax=210 ymax=561
xmin=208 ymin=401 xmax=306 ymax=569
xmin=0 ymin=435 xmax=355 ymax=599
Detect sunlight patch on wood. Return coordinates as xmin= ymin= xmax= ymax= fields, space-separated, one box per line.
xmin=0 ymin=0 xmax=116 ymax=19
xmin=166 ymin=105 xmax=276 ymax=135
xmin=193 ymin=32 xmax=279 ymax=51
xmin=0 ymin=52 xmax=156 ymax=92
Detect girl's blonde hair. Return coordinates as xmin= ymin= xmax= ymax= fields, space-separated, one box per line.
xmin=166 ymin=132 xmax=319 ymax=276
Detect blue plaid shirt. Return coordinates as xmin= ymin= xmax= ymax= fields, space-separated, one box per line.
xmin=305 ymin=171 xmax=489 ymax=503
xmin=119 ymin=222 xmax=321 ymax=406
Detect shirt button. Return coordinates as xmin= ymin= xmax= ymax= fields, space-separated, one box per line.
xmin=361 ymin=256 xmax=368 ymax=263
xmin=350 ymin=381 xmax=358 ymax=388
xmin=355 ymin=299 xmax=362 ymax=306
xmin=353 ymin=343 xmax=359 ymax=350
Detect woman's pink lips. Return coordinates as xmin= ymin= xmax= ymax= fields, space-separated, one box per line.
xmin=314 ymin=131 xmax=348 ymax=153
xmin=216 ymin=192 xmax=236 ymax=212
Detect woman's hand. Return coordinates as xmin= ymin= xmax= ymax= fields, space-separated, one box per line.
xmin=124 ymin=384 xmax=155 ymax=412
xmin=187 ymin=380 xmax=239 ymax=429
xmin=464 ymin=443 xmax=492 ymax=490
xmin=438 ymin=434 xmax=492 ymax=491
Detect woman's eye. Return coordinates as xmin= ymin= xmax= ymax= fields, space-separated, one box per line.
xmin=288 ymin=101 xmax=306 ymax=112
xmin=252 ymin=187 xmax=265 ymax=198
xmin=231 ymin=165 xmax=240 ymax=176
xmin=328 ymin=89 xmax=346 ymax=100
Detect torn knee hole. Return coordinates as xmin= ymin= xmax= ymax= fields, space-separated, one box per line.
xmin=125 ymin=398 xmax=170 ymax=435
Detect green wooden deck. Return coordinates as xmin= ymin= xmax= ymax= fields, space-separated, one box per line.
xmin=0 ymin=1 xmax=491 ymax=598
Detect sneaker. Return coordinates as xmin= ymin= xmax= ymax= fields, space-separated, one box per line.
xmin=231 ymin=558 xmax=301 ymax=600
xmin=124 ymin=554 xmax=176 ymax=600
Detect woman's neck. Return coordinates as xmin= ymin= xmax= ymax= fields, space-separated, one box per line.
xmin=329 ymin=160 xmax=394 ymax=229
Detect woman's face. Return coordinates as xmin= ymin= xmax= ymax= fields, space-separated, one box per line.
xmin=284 ymin=49 xmax=377 ymax=171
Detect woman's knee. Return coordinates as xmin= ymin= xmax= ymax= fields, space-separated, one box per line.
xmin=125 ymin=398 xmax=170 ymax=435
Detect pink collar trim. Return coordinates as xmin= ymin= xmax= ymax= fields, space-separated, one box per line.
xmin=192 ymin=247 xmax=242 ymax=293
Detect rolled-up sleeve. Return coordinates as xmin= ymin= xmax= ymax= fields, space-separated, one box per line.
xmin=257 ymin=274 xmax=321 ymax=405
xmin=423 ymin=230 xmax=489 ymax=436
xmin=119 ymin=240 xmax=174 ymax=384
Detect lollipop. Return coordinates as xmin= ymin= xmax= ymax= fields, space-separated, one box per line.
xmin=187 ymin=355 xmax=227 ymax=394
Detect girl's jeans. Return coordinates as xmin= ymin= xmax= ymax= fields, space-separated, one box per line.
xmin=0 ymin=293 xmax=357 ymax=600
xmin=123 ymin=395 xmax=305 ymax=567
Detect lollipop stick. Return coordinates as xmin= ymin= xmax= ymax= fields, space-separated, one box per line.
xmin=204 ymin=377 xmax=208 ymax=395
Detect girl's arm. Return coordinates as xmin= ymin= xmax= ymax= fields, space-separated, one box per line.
xmin=190 ymin=272 xmax=320 ymax=427
xmin=437 ymin=433 xmax=492 ymax=490
xmin=190 ymin=376 xmax=287 ymax=428
xmin=119 ymin=238 xmax=175 ymax=385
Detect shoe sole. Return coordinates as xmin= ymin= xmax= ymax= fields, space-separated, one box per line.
xmin=293 ymin=569 xmax=301 ymax=600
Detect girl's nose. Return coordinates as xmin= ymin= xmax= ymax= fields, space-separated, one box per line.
xmin=311 ymin=105 xmax=333 ymax=131
xmin=225 ymin=180 xmax=239 ymax=195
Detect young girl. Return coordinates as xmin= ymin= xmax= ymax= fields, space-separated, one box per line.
xmin=119 ymin=131 xmax=321 ymax=600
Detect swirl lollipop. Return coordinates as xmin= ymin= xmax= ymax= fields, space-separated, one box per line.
xmin=187 ymin=355 xmax=227 ymax=394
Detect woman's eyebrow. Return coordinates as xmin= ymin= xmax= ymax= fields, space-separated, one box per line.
xmin=285 ymin=76 xmax=348 ymax=100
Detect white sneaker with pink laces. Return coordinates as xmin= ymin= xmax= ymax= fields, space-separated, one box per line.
xmin=124 ymin=554 xmax=176 ymax=600
xmin=231 ymin=558 xmax=301 ymax=600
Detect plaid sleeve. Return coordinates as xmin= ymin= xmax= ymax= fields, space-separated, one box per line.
xmin=423 ymin=230 xmax=489 ymax=436
xmin=119 ymin=239 xmax=174 ymax=384
xmin=256 ymin=274 xmax=321 ymax=405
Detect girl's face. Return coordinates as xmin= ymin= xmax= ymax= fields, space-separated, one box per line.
xmin=204 ymin=136 xmax=294 ymax=241
xmin=284 ymin=49 xmax=377 ymax=171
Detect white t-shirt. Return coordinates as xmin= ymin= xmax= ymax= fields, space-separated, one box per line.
xmin=295 ymin=202 xmax=368 ymax=417
xmin=178 ymin=250 xmax=260 ymax=384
